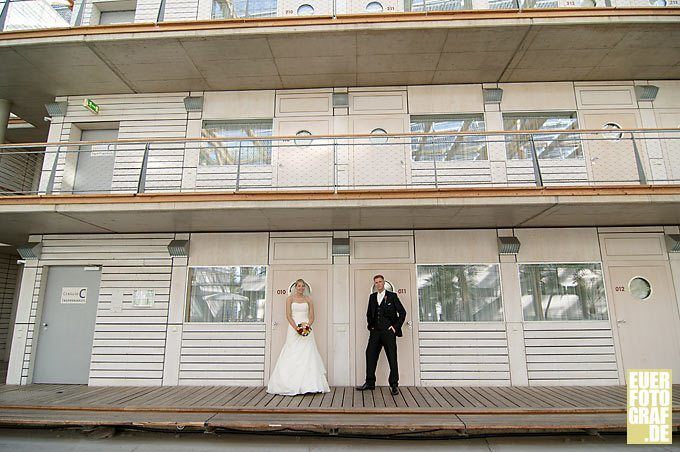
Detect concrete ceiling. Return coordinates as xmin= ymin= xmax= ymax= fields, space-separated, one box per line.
xmin=1 ymin=12 xmax=679 ymax=143
xmin=1 ymin=192 xmax=679 ymax=247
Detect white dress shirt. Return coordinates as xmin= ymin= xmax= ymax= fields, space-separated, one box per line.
xmin=377 ymin=290 xmax=385 ymax=305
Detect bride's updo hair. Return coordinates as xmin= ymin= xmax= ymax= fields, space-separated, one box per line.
xmin=294 ymin=279 xmax=307 ymax=289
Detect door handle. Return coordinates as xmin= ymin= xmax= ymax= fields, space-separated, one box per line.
xmin=42 ymin=323 xmax=48 ymax=328
xmin=406 ymin=321 xmax=412 ymax=329
xmin=617 ymin=319 xmax=626 ymax=324
xmin=273 ymin=321 xmax=279 ymax=329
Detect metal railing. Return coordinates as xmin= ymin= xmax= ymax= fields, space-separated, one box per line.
xmin=1 ymin=0 xmax=677 ymax=33
xmin=0 ymin=129 xmax=679 ymax=196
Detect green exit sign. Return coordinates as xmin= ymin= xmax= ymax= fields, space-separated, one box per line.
xmin=83 ymin=98 xmax=100 ymax=115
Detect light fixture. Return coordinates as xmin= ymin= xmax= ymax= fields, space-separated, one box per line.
xmin=167 ymin=240 xmax=190 ymax=257
xmin=498 ymin=236 xmax=521 ymax=255
xmin=332 ymin=93 xmax=349 ymax=108
xmin=183 ymin=96 xmax=204 ymax=112
xmin=44 ymin=102 xmax=67 ymax=117
xmin=483 ymin=88 xmax=503 ymax=104
xmin=666 ymin=234 xmax=680 ymax=253
xmin=332 ymin=238 xmax=350 ymax=256
xmin=634 ymin=85 xmax=659 ymax=102
xmin=16 ymin=242 xmax=42 ymax=260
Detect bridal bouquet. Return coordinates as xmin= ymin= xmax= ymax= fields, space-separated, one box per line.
xmin=296 ymin=323 xmax=312 ymax=337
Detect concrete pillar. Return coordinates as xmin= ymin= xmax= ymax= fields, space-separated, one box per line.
xmin=0 ymin=99 xmax=11 ymax=143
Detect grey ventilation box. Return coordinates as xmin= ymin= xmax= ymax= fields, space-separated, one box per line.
xmin=183 ymin=96 xmax=204 ymax=112
xmin=332 ymin=237 xmax=350 ymax=256
xmin=483 ymin=88 xmax=503 ymax=104
xmin=332 ymin=93 xmax=349 ymax=108
xmin=666 ymin=234 xmax=680 ymax=253
xmin=44 ymin=102 xmax=68 ymax=117
xmin=498 ymin=236 xmax=521 ymax=255
xmin=17 ymin=242 xmax=42 ymax=260
xmin=167 ymin=240 xmax=190 ymax=257
xmin=634 ymin=85 xmax=659 ymax=102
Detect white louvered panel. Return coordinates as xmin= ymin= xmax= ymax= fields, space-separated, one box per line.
xmin=411 ymin=160 xmax=492 ymax=187
xmin=0 ymin=152 xmax=40 ymax=194
xmin=506 ymin=159 xmax=588 ymax=185
xmin=179 ymin=323 xmax=266 ymax=386
xmin=419 ymin=322 xmax=510 ymax=386
xmin=0 ymin=254 xmax=20 ymax=360
xmin=195 ymin=165 xmax=274 ymax=190
xmin=523 ymin=321 xmax=620 ymax=386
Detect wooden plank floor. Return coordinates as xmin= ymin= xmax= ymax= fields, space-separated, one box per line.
xmin=0 ymin=385 xmax=678 ymax=437
xmin=1 ymin=384 xmax=679 ymax=413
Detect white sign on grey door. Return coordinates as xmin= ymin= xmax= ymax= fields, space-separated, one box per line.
xmin=60 ymin=287 xmax=87 ymax=304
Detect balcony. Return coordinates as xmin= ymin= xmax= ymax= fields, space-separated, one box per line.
xmin=1 ymin=6 xmax=679 ymax=143
xmin=1 ymin=129 xmax=679 ymax=245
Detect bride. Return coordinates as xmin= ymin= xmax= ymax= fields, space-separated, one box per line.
xmin=267 ymin=279 xmax=330 ymax=395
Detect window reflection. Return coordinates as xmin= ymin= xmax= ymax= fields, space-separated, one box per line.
xmin=503 ymin=113 xmax=582 ymax=160
xmin=410 ymin=115 xmax=487 ymax=161
xmin=519 ymin=263 xmax=608 ymax=321
xmin=417 ymin=264 xmax=503 ymax=322
xmin=201 ymin=120 xmax=273 ymax=165
xmin=188 ymin=266 xmax=267 ymax=322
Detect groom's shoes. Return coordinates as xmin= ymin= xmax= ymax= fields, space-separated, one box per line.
xmin=355 ymin=383 xmax=375 ymax=391
xmin=390 ymin=385 xmax=399 ymax=396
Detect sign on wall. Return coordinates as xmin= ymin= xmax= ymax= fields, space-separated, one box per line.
xmin=60 ymin=287 xmax=87 ymax=304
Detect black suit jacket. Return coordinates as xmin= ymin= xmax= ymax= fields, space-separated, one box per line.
xmin=366 ymin=290 xmax=407 ymax=337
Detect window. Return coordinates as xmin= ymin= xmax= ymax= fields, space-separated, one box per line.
xmin=201 ymin=120 xmax=272 ymax=165
xmin=520 ymin=263 xmax=608 ymax=321
xmin=410 ymin=115 xmax=487 ymax=161
xmin=503 ymin=112 xmax=582 ymax=160
xmin=93 ymin=0 xmax=137 ymax=25
xmin=417 ymin=264 xmax=503 ymax=322
xmin=187 ymin=266 xmax=267 ymax=322
xmin=212 ymin=0 xmax=277 ymax=19
xmin=369 ymin=128 xmax=388 ymax=144
xmin=297 ymin=4 xmax=314 ymax=15
xmin=408 ymin=0 xmax=472 ymax=12
xmin=366 ymin=1 xmax=384 ymax=12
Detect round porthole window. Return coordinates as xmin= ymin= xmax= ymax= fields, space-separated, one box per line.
xmin=602 ymin=122 xmax=623 ymax=141
xmin=289 ymin=280 xmax=312 ymax=296
xmin=629 ymin=277 xmax=652 ymax=300
xmin=651 ymin=0 xmax=667 ymax=6
xmin=369 ymin=128 xmax=388 ymax=144
xmin=366 ymin=1 xmax=384 ymax=12
xmin=295 ymin=130 xmax=312 ymax=146
xmin=297 ymin=4 xmax=314 ymax=15
xmin=371 ymin=280 xmax=394 ymax=293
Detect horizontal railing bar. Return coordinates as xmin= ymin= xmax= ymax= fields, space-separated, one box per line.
xmin=0 ymin=128 xmax=678 ymax=150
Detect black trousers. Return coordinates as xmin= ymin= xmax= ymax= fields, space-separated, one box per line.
xmin=365 ymin=328 xmax=399 ymax=386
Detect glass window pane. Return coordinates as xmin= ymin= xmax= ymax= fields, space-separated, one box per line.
xmin=212 ymin=0 xmax=277 ymax=19
xmin=519 ymin=263 xmax=608 ymax=321
xmin=410 ymin=115 xmax=487 ymax=161
xmin=188 ymin=266 xmax=267 ymax=322
xmin=201 ymin=120 xmax=272 ymax=165
xmin=417 ymin=264 xmax=503 ymax=322
xmin=408 ymin=0 xmax=472 ymax=11
xmin=503 ymin=113 xmax=582 ymax=160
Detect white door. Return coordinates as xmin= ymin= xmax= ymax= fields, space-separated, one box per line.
xmin=350 ymin=115 xmax=409 ymax=189
xmin=352 ymin=267 xmax=415 ymax=386
xmin=274 ymin=118 xmax=334 ymax=189
xmin=73 ymin=129 xmax=118 ymax=193
xmin=581 ymin=112 xmax=642 ymax=184
xmin=608 ymin=264 xmax=680 ymax=383
xmin=268 ymin=267 xmax=330 ymax=381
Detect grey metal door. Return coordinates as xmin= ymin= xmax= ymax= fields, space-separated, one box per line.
xmin=73 ymin=129 xmax=118 ymax=193
xmin=33 ymin=266 xmax=101 ymax=384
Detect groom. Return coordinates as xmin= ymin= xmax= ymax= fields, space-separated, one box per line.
xmin=356 ymin=274 xmax=407 ymax=396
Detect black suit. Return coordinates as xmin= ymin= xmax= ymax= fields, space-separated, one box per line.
xmin=364 ymin=290 xmax=407 ymax=387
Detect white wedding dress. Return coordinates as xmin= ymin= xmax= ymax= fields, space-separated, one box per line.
xmin=267 ymin=302 xmax=330 ymax=395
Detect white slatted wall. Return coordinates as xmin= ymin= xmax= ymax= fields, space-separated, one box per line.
xmin=24 ymin=234 xmax=175 ymax=386
xmin=194 ymin=165 xmax=274 ymax=191
xmin=411 ymin=161 xmax=492 ymax=187
xmin=21 ymin=266 xmax=41 ymax=384
xmin=0 ymin=151 xmax=40 ymax=194
xmin=180 ymin=323 xmax=266 ymax=386
xmin=135 ymin=0 xmax=200 ymax=22
xmin=524 ymin=321 xmax=619 ymax=386
xmin=47 ymin=93 xmax=189 ymax=194
xmin=0 ymin=254 xmax=19 ymax=362
xmin=506 ymin=159 xmax=588 ymax=185
xmin=419 ymin=323 xmax=511 ymax=386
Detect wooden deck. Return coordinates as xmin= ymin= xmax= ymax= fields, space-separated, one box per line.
xmin=1 ymin=384 xmax=679 ymax=437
